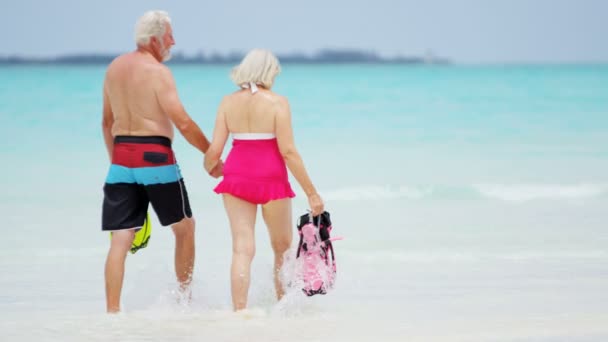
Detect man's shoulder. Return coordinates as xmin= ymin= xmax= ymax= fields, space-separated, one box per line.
xmin=134 ymin=56 xmax=172 ymax=76
xmin=155 ymin=63 xmax=173 ymax=76
xmin=106 ymin=53 xmax=130 ymax=69
xmin=107 ymin=53 xmax=171 ymax=75
xmin=143 ymin=62 xmax=173 ymax=84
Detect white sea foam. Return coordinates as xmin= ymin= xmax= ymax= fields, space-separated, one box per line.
xmin=322 ymin=185 xmax=434 ymax=201
xmin=474 ymin=183 xmax=608 ymax=201
xmin=339 ymin=249 xmax=608 ymax=263
xmin=317 ymin=183 xmax=608 ymax=202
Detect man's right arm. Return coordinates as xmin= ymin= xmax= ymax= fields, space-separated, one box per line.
xmin=156 ymin=66 xmax=210 ymax=153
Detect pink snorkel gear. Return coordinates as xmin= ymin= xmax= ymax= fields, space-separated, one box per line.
xmin=296 ymin=211 xmax=341 ymax=296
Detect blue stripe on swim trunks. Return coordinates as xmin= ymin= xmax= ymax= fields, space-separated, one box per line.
xmin=105 ymin=165 xmax=183 ymax=185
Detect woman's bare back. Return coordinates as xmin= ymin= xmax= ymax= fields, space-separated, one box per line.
xmin=222 ymin=89 xmax=285 ymax=134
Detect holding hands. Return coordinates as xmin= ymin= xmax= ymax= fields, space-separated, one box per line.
xmin=205 ymin=159 xmax=224 ymax=179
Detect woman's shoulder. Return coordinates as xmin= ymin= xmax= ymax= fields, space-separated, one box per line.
xmin=220 ymin=89 xmax=289 ymax=112
xmin=263 ymin=91 xmax=289 ymax=106
xmin=218 ymin=92 xmax=243 ymax=109
xmin=266 ymin=93 xmax=291 ymax=117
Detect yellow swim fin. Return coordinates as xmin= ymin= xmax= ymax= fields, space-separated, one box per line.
xmin=109 ymin=212 xmax=152 ymax=254
xmin=130 ymin=212 xmax=152 ymax=254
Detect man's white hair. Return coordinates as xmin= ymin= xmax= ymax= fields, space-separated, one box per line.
xmin=231 ymin=49 xmax=282 ymax=89
xmin=134 ymin=10 xmax=171 ymax=46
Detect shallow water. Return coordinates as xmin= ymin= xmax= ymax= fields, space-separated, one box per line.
xmin=1 ymin=64 xmax=607 ymax=341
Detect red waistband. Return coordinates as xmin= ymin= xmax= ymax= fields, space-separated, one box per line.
xmin=111 ymin=142 xmax=175 ymax=168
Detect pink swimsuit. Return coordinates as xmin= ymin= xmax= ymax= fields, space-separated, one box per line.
xmin=214 ymin=133 xmax=296 ymax=204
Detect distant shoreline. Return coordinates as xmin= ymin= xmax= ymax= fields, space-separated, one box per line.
xmin=0 ymin=49 xmax=450 ymax=65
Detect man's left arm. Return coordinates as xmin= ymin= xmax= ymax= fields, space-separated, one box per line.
xmin=101 ymin=82 xmax=114 ymax=161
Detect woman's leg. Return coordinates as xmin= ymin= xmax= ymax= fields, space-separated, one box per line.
xmin=261 ymin=198 xmax=293 ymax=300
xmin=223 ymin=194 xmax=257 ymax=311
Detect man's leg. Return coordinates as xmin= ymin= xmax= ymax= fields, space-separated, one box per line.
xmin=105 ymin=229 xmax=136 ymax=313
xmin=172 ymin=217 xmax=195 ymax=289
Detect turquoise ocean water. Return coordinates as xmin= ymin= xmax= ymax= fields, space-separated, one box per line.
xmin=1 ymin=64 xmax=607 ymax=341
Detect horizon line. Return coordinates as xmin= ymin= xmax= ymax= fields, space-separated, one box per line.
xmin=0 ymin=48 xmax=450 ymax=65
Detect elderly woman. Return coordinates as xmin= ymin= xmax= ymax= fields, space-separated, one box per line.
xmin=204 ymin=49 xmax=324 ymax=311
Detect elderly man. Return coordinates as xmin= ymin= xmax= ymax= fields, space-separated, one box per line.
xmin=101 ymin=10 xmax=220 ymax=313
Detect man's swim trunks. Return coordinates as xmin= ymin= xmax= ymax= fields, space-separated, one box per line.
xmin=214 ymin=133 xmax=295 ymax=204
xmin=102 ymin=136 xmax=192 ymax=231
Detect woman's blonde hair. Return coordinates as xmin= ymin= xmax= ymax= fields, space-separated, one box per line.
xmin=230 ymin=49 xmax=281 ymax=89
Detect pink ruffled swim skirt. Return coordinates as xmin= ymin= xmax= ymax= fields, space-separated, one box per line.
xmin=214 ymin=134 xmax=295 ymax=204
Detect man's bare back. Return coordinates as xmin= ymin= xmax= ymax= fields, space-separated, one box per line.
xmin=104 ymin=51 xmax=174 ymax=139
xmin=101 ymin=21 xmax=214 ymax=160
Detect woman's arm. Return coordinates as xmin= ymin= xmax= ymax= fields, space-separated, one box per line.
xmin=204 ymin=98 xmax=229 ymax=176
xmin=275 ymin=96 xmax=324 ymax=215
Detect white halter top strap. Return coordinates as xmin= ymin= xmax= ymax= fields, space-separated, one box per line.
xmin=232 ymin=133 xmax=276 ymax=140
xmin=241 ymin=82 xmax=259 ymax=94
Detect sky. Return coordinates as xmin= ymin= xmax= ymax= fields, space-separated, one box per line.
xmin=1 ymin=0 xmax=607 ymax=63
